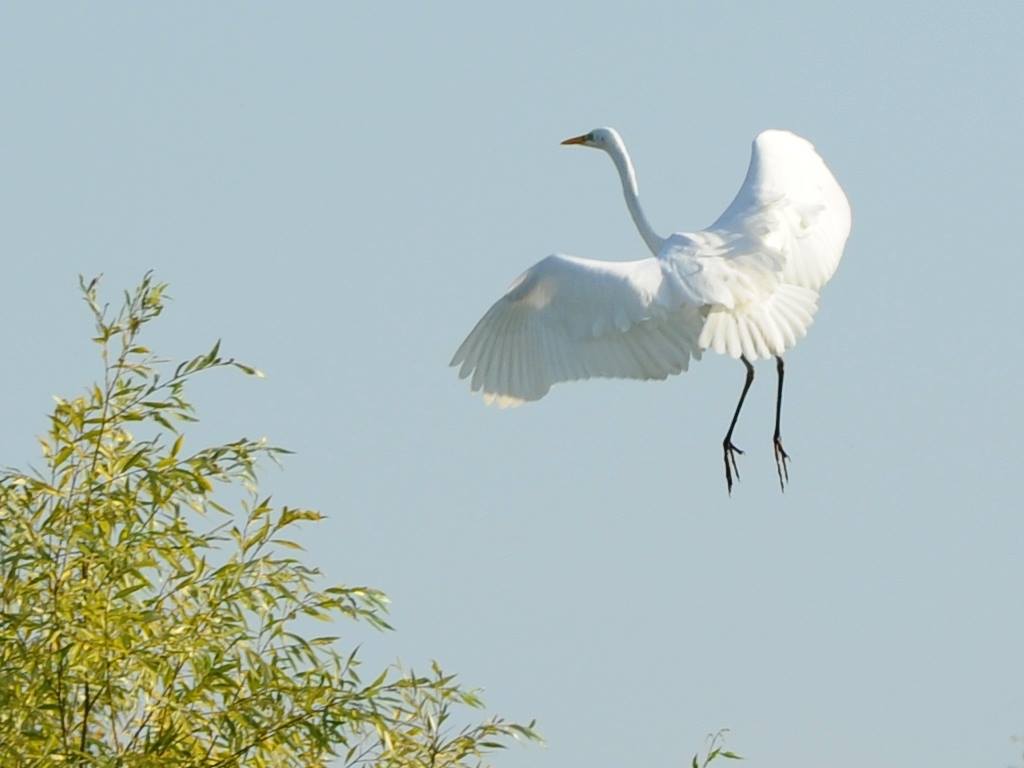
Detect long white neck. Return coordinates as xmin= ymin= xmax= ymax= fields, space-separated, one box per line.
xmin=605 ymin=137 xmax=664 ymax=255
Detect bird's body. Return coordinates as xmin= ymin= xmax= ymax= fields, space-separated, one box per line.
xmin=451 ymin=127 xmax=851 ymax=491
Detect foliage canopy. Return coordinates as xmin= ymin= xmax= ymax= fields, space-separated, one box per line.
xmin=0 ymin=275 xmax=537 ymax=767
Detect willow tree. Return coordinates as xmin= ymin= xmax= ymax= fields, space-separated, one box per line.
xmin=0 ymin=275 xmax=537 ymax=766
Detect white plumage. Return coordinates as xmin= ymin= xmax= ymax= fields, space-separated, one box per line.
xmin=454 ymin=254 xmax=705 ymax=408
xmin=452 ymin=128 xmax=850 ymax=404
xmin=450 ymin=127 xmax=850 ymax=491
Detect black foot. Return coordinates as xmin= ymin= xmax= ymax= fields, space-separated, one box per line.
xmin=723 ymin=439 xmax=744 ymax=495
xmin=773 ymin=436 xmax=790 ymax=492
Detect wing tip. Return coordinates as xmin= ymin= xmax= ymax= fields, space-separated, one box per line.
xmin=754 ymin=128 xmax=815 ymax=152
xmin=482 ymin=392 xmax=527 ymax=408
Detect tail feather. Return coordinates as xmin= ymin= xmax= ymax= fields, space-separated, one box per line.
xmin=699 ymin=283 xmax=819 ymax=360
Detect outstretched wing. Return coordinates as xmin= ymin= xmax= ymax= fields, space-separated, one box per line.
xmin=709 ymin=129 xmax=851 ymax=292
xmin=655 ymin=130 xmax=851 ymax=360
xmin=450 ymin=254 xmax=704 ymax=407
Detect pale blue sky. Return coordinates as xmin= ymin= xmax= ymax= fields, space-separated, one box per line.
xmin=2 ymin=2 xmax=1023 ymax=766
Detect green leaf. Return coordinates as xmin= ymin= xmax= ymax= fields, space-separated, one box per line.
xmin=0 ymin=273 xmax=540 ymax=767
xmin=52 ymin=444 xmax=74 ymax=468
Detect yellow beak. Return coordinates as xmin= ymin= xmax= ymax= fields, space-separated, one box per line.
xmin=560 ymin=133 xmax=589 ymax=146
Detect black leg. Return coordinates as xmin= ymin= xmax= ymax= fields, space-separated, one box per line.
xmin=773 ymin=356 xmax=791 ymax=492
xmin=723 ymin=356 xmax=755 ymax=495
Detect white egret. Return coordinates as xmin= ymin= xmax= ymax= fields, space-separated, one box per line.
xmin=451 ymin=127 xmax=851 ymax=493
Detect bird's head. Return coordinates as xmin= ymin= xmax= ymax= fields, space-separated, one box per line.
xmin=560 ymin=127 xmax=621 ymax=151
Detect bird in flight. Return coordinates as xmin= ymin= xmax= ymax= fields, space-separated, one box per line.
xmin=451 ymin=127 xmax=851 ymax=493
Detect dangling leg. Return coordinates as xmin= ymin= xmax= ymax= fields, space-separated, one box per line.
xmin=723 ymin=356 xmax=755 ymax=495
xmin=773 ymin=356 xmax=791 ymax=492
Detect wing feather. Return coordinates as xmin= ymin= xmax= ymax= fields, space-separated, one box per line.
xmin=451 ymin=253 xmax=703 ymax=405
xmin=709 ymin=129 xmax=851 ymax=293
xmin=657 ymin=130 xmax=849 ymax=360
